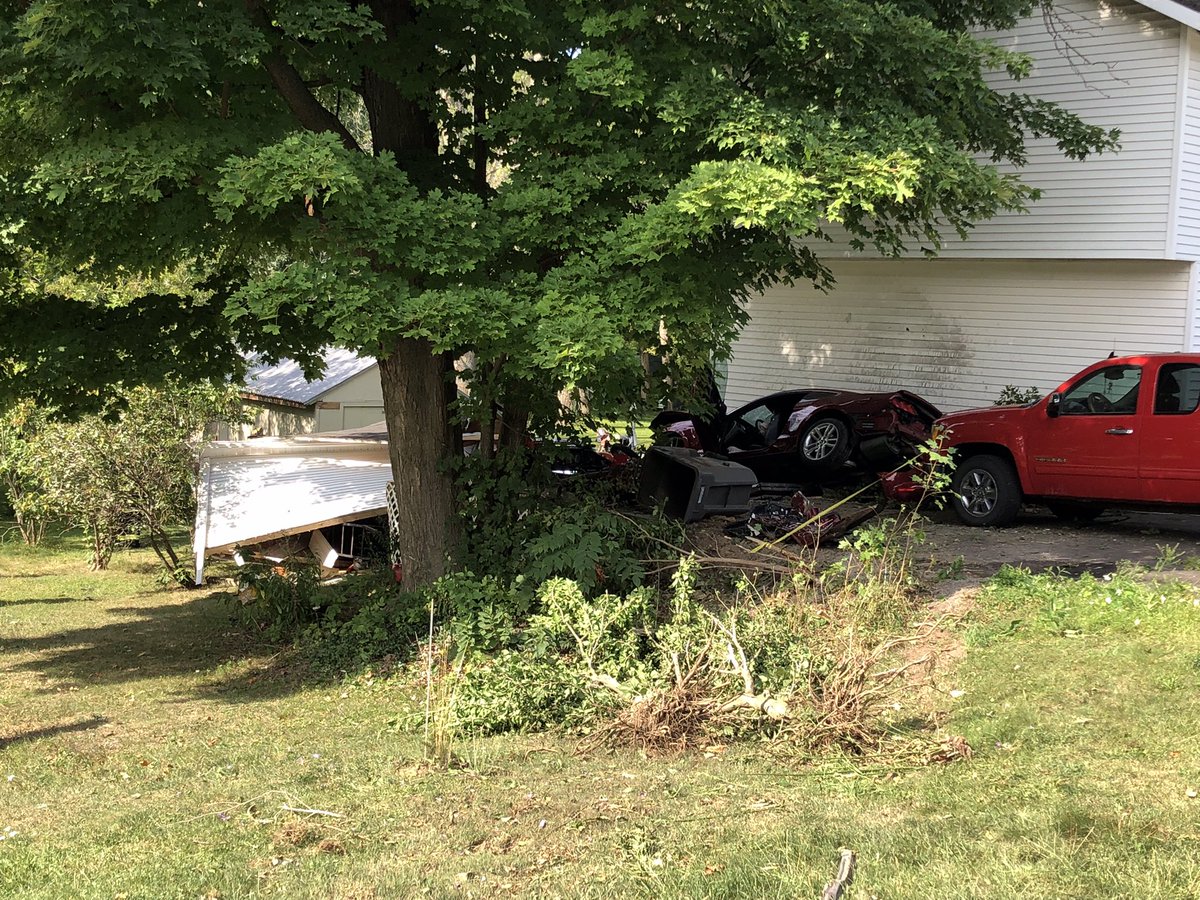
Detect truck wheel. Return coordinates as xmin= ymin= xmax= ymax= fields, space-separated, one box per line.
xmin=950 ymin=454 xmax=1022 ymax=526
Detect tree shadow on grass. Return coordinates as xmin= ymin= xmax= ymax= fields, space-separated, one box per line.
xmin=1 ymin=595 xmax=104 ymax=606
xmin=0 ymin=590 xmax=424 ymax=705
xmin=0 ymin=714 xmax=109 ymax=750
xmin=0 ymin=592 xmax=304 ymax=698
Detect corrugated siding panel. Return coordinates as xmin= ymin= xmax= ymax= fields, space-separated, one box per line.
xmin=727 ymin=259 xmax=1192 ymax=412
xmin=1177 ymin=29 xmax=1200 ymax=256
xmin=811 ymin=0 xmax=1182 ymax=260
xmin=195 ymin=448 xmax=391 ymax=554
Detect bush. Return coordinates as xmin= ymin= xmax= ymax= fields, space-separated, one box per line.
xmin=231 ymin=561 xmax=324 ymax=642
xmin=300 ymin=568 xmax=428 ymax=674
xmin=453 ymin=447 xmax=664 ymax=595
xmin=453 ymin=650 xmax=592 ymax=734
xmin=994 ymin=384 xmax=1041 ymax=406
xmin=24 ymin=380 xmax=244 ymax=578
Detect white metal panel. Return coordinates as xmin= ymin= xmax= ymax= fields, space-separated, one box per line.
xmin=810 ymin=0 xmax=1184 ymax=260
xmin=727 ymin=259 xmax=1193 ymax=413
xmin=192 ymin=439 xmax=392 ymax=583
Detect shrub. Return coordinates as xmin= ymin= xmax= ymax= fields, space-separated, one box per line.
xmin=0 ymin=400 xmax=51 ymax=545
xmin=25 ymin=380 xmax=244 ymax=579
xmin=231 ymin=561 xmax=324 ymax=642
xmin=453 ymin=446 xmax=663 ymax=595
xmin=994 ymin=385 xmax=1041 ymax=406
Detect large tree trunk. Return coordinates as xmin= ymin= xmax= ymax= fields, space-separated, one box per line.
xmin=378 ymin=337 xmax=457 ymax=590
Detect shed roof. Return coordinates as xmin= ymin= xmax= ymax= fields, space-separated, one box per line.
xmin=242 ymin=348 xmax=377 ymax=406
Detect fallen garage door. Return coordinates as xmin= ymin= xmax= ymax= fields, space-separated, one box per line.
xmin=192 ymin=430 xmax=392 ymax=584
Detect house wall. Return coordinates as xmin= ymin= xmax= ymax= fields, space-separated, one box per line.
xmin=727 ymin=259 xmax=1194 ymax=412
xmin=215 ymin=402 xmax=316 ymax=440
xmin=314 ymin=365 xmax=386 ymax=432
xmin=1175 ymin=27 xmax=1200 ymax=256
xmin=812 ymin=0 xmax=1185 ymax=260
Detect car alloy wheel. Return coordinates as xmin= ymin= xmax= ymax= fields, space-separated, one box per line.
xmin=802 ymin=420 xmax=843 ymax=461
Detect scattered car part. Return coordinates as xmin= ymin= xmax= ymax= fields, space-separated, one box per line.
xmin=727 ymin=491 xmax=876 ymax=547
xmin=638 ymin=446 xmax=757 ymax=522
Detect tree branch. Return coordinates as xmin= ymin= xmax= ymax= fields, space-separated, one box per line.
xmin=245 ymin=0 xmax=361 ymax=151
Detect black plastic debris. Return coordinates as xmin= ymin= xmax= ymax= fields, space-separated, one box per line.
xmin=638 ymin=446 xmax=757 ymax=522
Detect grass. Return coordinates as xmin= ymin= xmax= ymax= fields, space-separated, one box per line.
xmin=2 ymin=532 xmax=1200 ymax=897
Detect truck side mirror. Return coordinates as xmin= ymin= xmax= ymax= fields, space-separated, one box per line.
xmin=1047 ymin=392 xmax=1062 ymax=418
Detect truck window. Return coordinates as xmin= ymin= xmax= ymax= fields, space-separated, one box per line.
xmin=1060 ymin=364 xmax=1141 ymax=415
xmin=1154 ymin=363 xmax=1200 ymax=415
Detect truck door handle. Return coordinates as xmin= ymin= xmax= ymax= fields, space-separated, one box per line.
xmin=1105 ymin=428 xmax=1134 ymax=435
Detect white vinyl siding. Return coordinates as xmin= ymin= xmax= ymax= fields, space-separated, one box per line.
xmin=1176 ymin=28 xmax=1200 ymax=257
xmin=728 ymin=259 xmax=1193 ymax=412
xmin=813 ymin=0 xmax=1184 ymax=260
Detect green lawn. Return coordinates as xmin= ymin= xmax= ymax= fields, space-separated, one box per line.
xmin=2 ymin=532 xmax=1199 ymax=898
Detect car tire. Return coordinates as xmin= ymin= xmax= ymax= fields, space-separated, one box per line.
xmin=797 ymin=416 xmax=852 ymax=470
xmin=1046 ymin=500 xmax=1105 ymax=523
xmin=950 ymin=454 xmax=1022 ymax=526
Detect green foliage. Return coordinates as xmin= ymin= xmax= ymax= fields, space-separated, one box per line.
xmin=527 ymin=578 xmax=655 ymax=687
xmin=453 ymin=649 xmax=593 ymax=735
xmin=25 ymin=380 xmax=242 ymax=578
xmin=910 ymin=437 xmax=956 ymax=503
xmin=435 ymin=571 xmax=532 ymax=654
xmin=454 ymin=447 xmax=660 ymax=594
xmin=0 ymin=399 xmax=51 ymax=544
xmin=995 ymin=385 xmax=1042 ymax=406
xmin=299 ymin=569 xmax=427 ymax=674
xmin=231 ymin=560 xmax=323 ymax=643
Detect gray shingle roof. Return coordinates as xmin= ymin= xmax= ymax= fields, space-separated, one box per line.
xmin=242 ymin=348 xmax=377 ymax=405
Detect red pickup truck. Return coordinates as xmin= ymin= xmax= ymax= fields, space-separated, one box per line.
xmin=938 ymin=354 xmax=1200 ymax=525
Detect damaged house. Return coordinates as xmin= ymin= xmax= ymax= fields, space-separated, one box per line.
xmin=727 ymin=0 xmax=1200 ymax=412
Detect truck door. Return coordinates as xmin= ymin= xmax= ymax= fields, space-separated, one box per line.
xmin=1138 ymin=361 xmax=1200 ymax=503
xmin=1025 ymin=363 xmax=1144 ymax=501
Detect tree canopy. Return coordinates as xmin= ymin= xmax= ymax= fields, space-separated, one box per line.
xmin=0 ymin=0 xmax=1116 ymax=585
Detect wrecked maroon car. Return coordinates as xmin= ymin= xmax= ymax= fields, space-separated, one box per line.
xmin=651 ymin=388 xmax=941 ymax=481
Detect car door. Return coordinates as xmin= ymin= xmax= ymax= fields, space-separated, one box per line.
xmin=1024 ymin=363 xmax=1144 ymax=501
xmin=721 ymin=395 xmax=804 ymax=478
xmin=1138 ymin=361 xmax=1200 ymax=503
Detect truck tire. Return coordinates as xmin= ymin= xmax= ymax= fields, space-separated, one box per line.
xmin=950 ymin=454 xmax=1022 ymax=526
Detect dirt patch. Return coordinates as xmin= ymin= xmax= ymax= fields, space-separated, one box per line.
xmin=687 ymin=501 xmax=1200 ymax=592
xmin=913 ymin=506 xmax=1200 ymax=581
